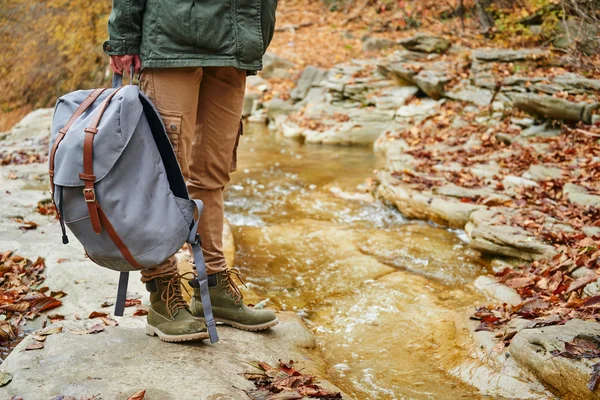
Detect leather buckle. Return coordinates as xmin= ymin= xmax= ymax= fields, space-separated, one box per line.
xmin=83 ymin=188 xmax=96 ymax=203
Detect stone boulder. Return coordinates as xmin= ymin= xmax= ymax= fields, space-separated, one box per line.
xmin=290 ymin=66 xmax=327 ymax=101
xmin=511 ymin=319 xmax=600 ymax=400
xmin=2 ymin=108 xmax=53 ymax=141
xmin=397 ymin=34 xmax=451 ymax=54
xmin=362 ymin=36 xmax=395 ymax=52
xmin=510 ymin=93 xmax=599 ymax=124
xmin=466 ymin=208 xmax=557 ymax=260
xmin=0 ymin=314 xmax=343 ymax=399
xmin=472 ymin=48 xmax=550 ymax=62
xmin=413 ymin=70 xmax=451 ymax=99
xmin=377 ymin=171 xmax=483 ymax=228
xmin=553 ymin=20 xmax=600 ymax=55
xmin=261 ymin=52 xmax=295 ymax=79
xmin=474 ymin=276 xmax=522 ymax=306
xmin=564 ymin=183 xmax=600 ymax=208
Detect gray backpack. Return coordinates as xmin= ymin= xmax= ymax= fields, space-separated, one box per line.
xmin=48 ymin=74 xmax=218 ymax=343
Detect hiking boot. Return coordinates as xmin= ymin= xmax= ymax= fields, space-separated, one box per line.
xmin=189 ymin=269 xmax=279 ymax=331
xmin=144 ymin=272 xmax=209 ymax=342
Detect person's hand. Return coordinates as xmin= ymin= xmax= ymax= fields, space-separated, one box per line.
xmin=110 ymin=54 xmax=142 ymax=75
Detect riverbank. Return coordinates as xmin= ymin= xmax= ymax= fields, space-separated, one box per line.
xmin=0 ymin=120 xmax=344 ymax=398
xmin=253 ymin=34 xmax=600 ymax=398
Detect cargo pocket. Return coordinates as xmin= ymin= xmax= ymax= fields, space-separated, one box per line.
xmin=229 ymin=119 xmax=243 ymax=173
xmin=159 ymin=111 xmax=183 ymax=160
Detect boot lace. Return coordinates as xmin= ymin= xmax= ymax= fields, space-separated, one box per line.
xmin=222 ymin=269 xmax=246 ymax=305
xmin=143 ymin=270 xmax=193 ymax=318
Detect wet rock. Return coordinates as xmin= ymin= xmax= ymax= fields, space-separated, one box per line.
xmin=277 ymin=118 xmax=303 ymax=139
xmin=373 ymin=130 xmax=410 ymax=156
xmin=0 ymin=313 xmax=342 ymax=399
xmin=377 ymin=172 xmax=483 ymax=228
xmin=472 ymin=48 xmax=550 ymax=62
xmin=474 ymin=276 xmax=522 ymax=306
xmin=362 ymin=36 xmax=395 ymax=52
xmin=564 ymin=183 xmax=600 ymax=208
xmin=433 ymin=311 xmax=554 ymax=399
xmin=303 ymin=120 xmax=394 ymax=146
xmin=466 ymin=208 xmax=556 ymax=260
xmin=509 ymin=93 xmax=599 ymax=124
xmin=397 ymin=33 xmax=451 ymax=54
xmin=261 ymin=52 xmax=295 ymax=79
xmin=290 ymin=66 xmax=327 ymax=101
xmin=511 ymin=319 xmax=600 ymax=400
xmin=243 ymin=92 xmax=260 ymax=117
xmin=264 ymin=97 xmax=296 ymax=120
xmin=433 ymin=183 xmax=497 ymax=200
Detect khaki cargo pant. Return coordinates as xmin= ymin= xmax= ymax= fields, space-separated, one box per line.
xmin=139 ymin=67 xmax=246 ymax=276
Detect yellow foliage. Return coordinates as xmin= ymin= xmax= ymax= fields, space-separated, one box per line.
xmin=0 ymin=0 xmax=111 ymax=115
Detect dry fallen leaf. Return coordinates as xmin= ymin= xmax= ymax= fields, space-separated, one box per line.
xmin=127 ymin=389 xmax=146 ymax=400
xmin=88 ymin=311 xmax=109 ymax=319
xmin=24 ymin=341 xmax=44 ymax=351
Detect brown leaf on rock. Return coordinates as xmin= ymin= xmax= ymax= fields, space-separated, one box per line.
xmin=39 ymin=326 xmax=63 ymax=336
xmin=17 ymin=220 xmax=39 ymax=231
xmin=30 ymin=296 xmax=62 ymax=313
xmin=132 ymin=308 xmax=148 ymax=317
xmin=88 ymin=311 xmax=109 ymax=319
xmin=127 ymin=389 xmax=146 ymax=400
xmin=567 ymin=273 xmax=598 ymax=294
xmin=24 ymin=341 xmax=44 ymax=351
xmin=100 ymin=317 xmax=118 ymax=327
xmin=124 ymin=299 xmax=142 ymax=307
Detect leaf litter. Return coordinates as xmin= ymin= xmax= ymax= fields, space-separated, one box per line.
xmin=0 ymin=252 xmax=63 ymax=359
xmin=243 ymin=360 xmax=342 ymax=399
xmin=551 ymin=335 xmax=600 ymax=390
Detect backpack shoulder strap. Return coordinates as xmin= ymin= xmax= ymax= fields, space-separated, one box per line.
xmin=79 ymin=87 xmax=123 ymax=234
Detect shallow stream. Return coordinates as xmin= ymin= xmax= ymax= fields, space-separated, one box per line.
xmin=226 ymin=123 xmax=494 ymax=399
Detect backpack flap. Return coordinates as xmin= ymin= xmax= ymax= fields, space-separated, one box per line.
xmin=51 ymin=86 xmax=143 ymax=188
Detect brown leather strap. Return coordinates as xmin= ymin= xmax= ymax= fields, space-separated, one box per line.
xmin=97 ymin=207 xmax=144 ymax=269
xmin=81 ymin=87 xmax=123 ymax=234
xmin=49 ymin=88 xmax=107 ymax=197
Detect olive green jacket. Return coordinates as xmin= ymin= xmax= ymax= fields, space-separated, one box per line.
xmin=103 ymin=0 xmax=277 ymax=72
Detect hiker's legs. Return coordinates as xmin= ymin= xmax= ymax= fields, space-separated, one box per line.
xmin=187 ymin=67 xmax=278 ymax=331
xmin=187 ymin=66 xmax=246 ymax=274
xmin=137 ymin=67 xmax=207 ymax=342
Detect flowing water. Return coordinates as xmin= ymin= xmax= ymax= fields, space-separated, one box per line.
xmin=226 ymin=123 xmax=495 ymax=400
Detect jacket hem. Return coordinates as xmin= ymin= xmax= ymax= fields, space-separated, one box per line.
xmin=141 ymin=57 xmax=263 ymax=71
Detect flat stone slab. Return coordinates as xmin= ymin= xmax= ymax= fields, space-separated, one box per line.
xmin=466 ymin=208 xmax=556 ymax=261
xmin=511 ymin=319 xmax=600 ymax=400
xmin=0 ymin=313 xmax=341 ymax=399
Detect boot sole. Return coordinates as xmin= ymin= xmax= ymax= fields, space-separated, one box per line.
xmin=145 ymin=324 xmax=209 ymax=342
xmin=200 ymin=317 xmax=280 ymax=331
